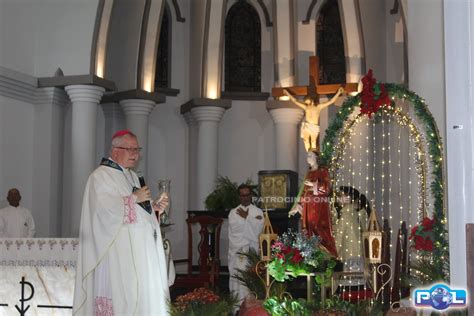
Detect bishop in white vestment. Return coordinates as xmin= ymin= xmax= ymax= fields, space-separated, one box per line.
xmin=228 ymin=184 xmax=264 ymax=306
xmin=73 ymin=131 xmax=170 ymax=316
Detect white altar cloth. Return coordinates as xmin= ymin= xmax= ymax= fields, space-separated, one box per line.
xmin=0 ymin=238 xmax=77 ymax=316
xmin=0 ymin=237 xmax=175 ymax=315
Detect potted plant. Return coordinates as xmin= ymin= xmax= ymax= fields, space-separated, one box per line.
xmin=169 ymin=287 xmax=237 ymax=316
xmin=205 ymin=176 xmax=258 ymax=211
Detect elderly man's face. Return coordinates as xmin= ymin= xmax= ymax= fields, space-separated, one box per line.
xmin=111 ymin=135 xmax=141 ymax=169
xmin=7 ymin=189 xmax=21 ymax=207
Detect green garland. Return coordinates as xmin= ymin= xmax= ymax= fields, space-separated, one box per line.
xmin=320 ymin=84 xmax=449 ymax=281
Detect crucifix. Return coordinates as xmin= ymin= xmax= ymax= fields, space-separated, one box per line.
xmin=272 ymin=56 xmax=359 ymax=152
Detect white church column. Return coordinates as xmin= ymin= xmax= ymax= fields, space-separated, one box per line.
xmin=192 ymin=106 xmax=226 ymax=209
xmin=65 ymin=84 xmax=105 ymax=236
xmin=339 ymin=1 xmax=365 ymax=81
xmin=101 ymin=102 xmax=125 ymax=154
xmin=33 ymin=87 xmax=68 ymax=237
xmin=182 ymin=111 xmax=198 ymax=209
xmin=201 ymin=0 xmax=227 ymax=98
xmin=181 ymin=99 xmax=231 ymax=209
xmin=444 ymin=0 xmax=472 ymax=290
xmin=267 ymin=102 xmax=304 ymax=171
xmin=273 ymin=0 xmax=295 ymax=87
xmin=120 ymin=99 xmax=156 ymax=175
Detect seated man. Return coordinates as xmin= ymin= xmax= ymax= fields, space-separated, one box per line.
xmin=0 ymin=188 xmax=35 ymax=238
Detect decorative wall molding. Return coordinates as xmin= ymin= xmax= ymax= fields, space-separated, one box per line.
xmin=180 ymin=98 xmax=232 ymax=114
xmin=171 ymin=0 xmax=186 ymax=22
xmin=256 ymin=0 xmax=273 ymax=27
xmin=390 ymin=0 xmax=399 ymax=14
xmin=0 ymin=67 xmax=37 ymax=103
xmin=303 ymin=0 xmax=318 ymax=25
xmin=38 ymin=74 xmax=116 ymax=91
xmin=35 ymin=87 xmax=70 ymax=107
xmin=0 ymin=238 xmax=78 ymax=267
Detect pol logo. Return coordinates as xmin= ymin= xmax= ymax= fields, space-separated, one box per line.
xmin=413 ymin=283 xmax=467 ymax=310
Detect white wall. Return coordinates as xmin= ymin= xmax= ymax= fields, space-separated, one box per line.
xmin=406 ymin=1 xmax=445 ymax=139
xmin=0 ymin=0 xmax=36 ymax=75
xmin=385 ymin=0 xmax=405 ymax=83
xmin=218 ymin=100 xmax=275 ymax=183
xmin=0 ymin=0 xmax=99 ymax=77
xmin=444 ymin=0 xmax=472 ymax=289
xmin=105 ymin=0 xmax=146 ymax=90
xmin=0 ymin=96 xmax=35 ymax=219
xmin=358 ymin=0 xmax=386 ymax=79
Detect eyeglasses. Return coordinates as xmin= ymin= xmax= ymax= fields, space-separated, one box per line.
xmin=114 ymin=146 xmax=142 ymax=154
xmin=239 ymin=193 xmax=251 ymax=197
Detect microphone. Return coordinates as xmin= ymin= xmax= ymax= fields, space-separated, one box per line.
xmin=138 ymin=176 xmax=153 ymax=214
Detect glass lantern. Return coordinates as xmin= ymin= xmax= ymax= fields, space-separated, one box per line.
xmin=157 ymin=179 xmax=171 ymax=225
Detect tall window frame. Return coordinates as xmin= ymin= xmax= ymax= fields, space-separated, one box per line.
xmin=224 ymin=0 xmax=262 ymax=92
xmin=316 ymin=0 xmax=346 ymax=84
xmin=155 ymin=4 xmax=171 ymax=89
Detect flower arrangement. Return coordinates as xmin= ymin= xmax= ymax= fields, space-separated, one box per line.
xmin=267 ymin=230 xmax=335 ymax=283
xmin=409 ymin=216 xmax=435 ymax=251
xmin=403 ymin=215 xmax=449 ymax=286
xmin=360 ymin=69 xmax=392 ymax=118
xmin=169 ymin=288 xmax=237 ymax=316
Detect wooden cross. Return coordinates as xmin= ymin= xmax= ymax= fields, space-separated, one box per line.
xmin=272 ymin=56 xmax=358 ymax=101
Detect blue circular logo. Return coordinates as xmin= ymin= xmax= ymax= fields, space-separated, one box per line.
xmin=430 ymin=286 xmax=452 ymax=310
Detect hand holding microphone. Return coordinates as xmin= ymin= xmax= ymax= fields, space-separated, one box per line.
xmin=132 ymin=176 xmax=153 ymax=214
xmin=133 ymin=186 xmax=151 ymax=203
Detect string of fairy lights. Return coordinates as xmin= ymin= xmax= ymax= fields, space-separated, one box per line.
xmin=321 ymin=85 xmax=448 ymax=306
xmin=329 ymin=104 xmax=431 ymax=304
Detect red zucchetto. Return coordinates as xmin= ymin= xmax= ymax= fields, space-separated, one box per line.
xmin=112 ymin=129 xmax=132 ymax=140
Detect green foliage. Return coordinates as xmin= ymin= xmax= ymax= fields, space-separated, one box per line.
xmin=402 ymin=252 xmax=448 ymax=287
xmin=267 ymin=230 xmax=337 ymax=284
xmin=267 ymin=258 xmax=310 ymax=282
xmin=204 ymin=176 xmax=257 ymax=211
xmin=232 ymin=248 xmax=287 ymax=300
xmin=263 ymin=296 xmax=312 ymax=316
xmin=311 ymin=296 xmax=386 ymax=316
xmin=169 ymin=293 xmax=238 ymax=316
xmin=263 ymin=296 xmax=387 ymax=316
xmin=314 ymin=260 xmax=336 ymax=287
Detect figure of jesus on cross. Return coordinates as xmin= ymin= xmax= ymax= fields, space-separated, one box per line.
xmin=272 ymin=56 xmax=359 ymax=152
xmin=283 ymin=87 xmax=345 ymax=152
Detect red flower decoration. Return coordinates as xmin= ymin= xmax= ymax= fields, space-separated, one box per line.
xmin=410 ymin=216 xmax=435 ymax=251
xmin=421 ymin=216 xmax=435 ymax=231
xmin=174 ymin=288 xmax=220 ymax=312
xmin=290 ymin=249 xmax=303 ymax=264
xmin=360 ymin=69 xmax=392 ymax=118
xmin=281 ymin=245 xmax=291 ymax=255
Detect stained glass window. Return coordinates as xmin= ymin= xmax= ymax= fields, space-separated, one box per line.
xmin=155 ymin=7 xmax=170 ymax=89
xmin=316 ymin=0 xmax=346 ymax=84
xmin=224 ymin=0 xmax=261 ymax=92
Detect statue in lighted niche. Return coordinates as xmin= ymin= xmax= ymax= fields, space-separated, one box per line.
xmin=334 ymin=186 xmax=371 ymax=274
xmin=289 ymin=151 xmax=338 ymax=257
xmin=372 ymin=239 xmax=380 ymax=259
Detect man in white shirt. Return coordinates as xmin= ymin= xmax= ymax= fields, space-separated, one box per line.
xmin=228 ymin=184 xmax=264 ymax=307
xmin=0 ymin=188 xmax=35 ymax=238
xmin=73 ymin=130 xmax=170 ymax=316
